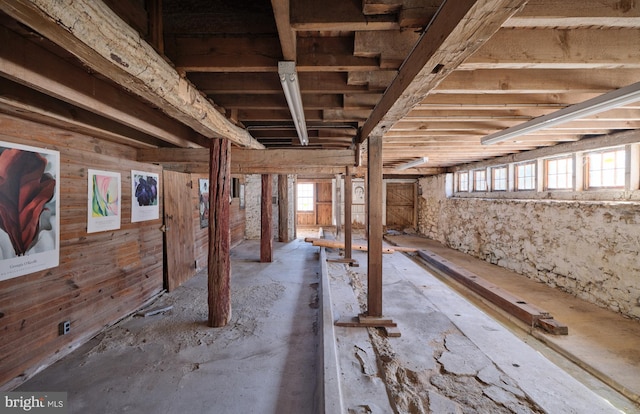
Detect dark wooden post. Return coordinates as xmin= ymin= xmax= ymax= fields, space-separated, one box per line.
xmin=367 ymin=135 xmax=383 ymax=317
xmin=278 ymin=174 xmax=289 ymax=242
xmin=344 ymin=166 xmax=353 ymax=261
xmin=208 ymin=139 xmax=231 ymax=327
xmin=261 ymin=174 xmax=273 ymax=262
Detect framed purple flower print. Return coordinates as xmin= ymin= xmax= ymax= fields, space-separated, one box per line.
xmin=0 ymin=141 xmax=60 ymax=281
xmin=131 ymin=170 xmax=159 ymax=223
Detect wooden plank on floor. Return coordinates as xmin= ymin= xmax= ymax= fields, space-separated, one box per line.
xmin=417 ymin=249 xmax=568 ymax=335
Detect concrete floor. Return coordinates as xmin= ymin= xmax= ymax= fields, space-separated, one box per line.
xmin=16 ymin=231 xmax=640 ymax=413
xmin=18 ymin=239 xmax=320 ymax=413
xmin=325 ymin=232 xmax=639 ymax=414
xmin=384 ymin=233 xmax=640 ymax=410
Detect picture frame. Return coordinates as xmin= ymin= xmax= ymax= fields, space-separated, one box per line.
xmin=87 ymin=169 xmax=121 ymax=233
xmin=0 ymin=141 xmax=60 ymax=280
xmin=131 ymin=170 xmax=159 ymax=223
xmin=199 ymin=178 xmax=209 ymax=228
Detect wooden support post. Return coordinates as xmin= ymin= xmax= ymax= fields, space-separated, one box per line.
xmin=208 ymin=139 xmax=231 ymax=327
xmin=367 ymin=134 xmax=383 ymax=317
xmin=278 ymin=174 xmax=289 ymax=242
xmin=335 ymin=174 xmax=341 ymax=237
xmin=344 ymin=166 xmax=353 ymax=261
xmin=261 ymin=174 xmax=273 ymax=262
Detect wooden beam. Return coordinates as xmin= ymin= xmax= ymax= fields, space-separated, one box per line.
xmin=0 ymin=0 xmax=264 ymax=149
xmin=191 ymin=72 xmax=373 ymax=94
xmin=169 ymin=37 xmax=281 ymax=72
xmin=278 ymin=174 xmax=290 ymax=242
xmin=0 ymin=26 xmax=206 ymax=148
xmin=291 ymin=0 xmax=398 ymax=31
xmin=138 ymin=148 xmax=356 ymax=168
xmin=271 ymin=0 xmax=296 ymax=61
xmin=261 ymin=174 xmax=273 ymax=263
xmin=233 ymin=148 xmax=355 ymax=168
xmin=417 ymin=249 xmax=567 ymax=335
xmin=436 ymin=68 xmax=640 ymax=94
xmin=354 ymin=31 xmax=420 ymax=69
xmin=359 ymin=0 xmax=528 ymax=144
xmin=146 ymin=0 xmax=163 ymax=53
xmin=367 ymin=134 xmax=384 ymax=317
xmin=213 ymin=94 xmax=343 ymax=110
xmin=505 ymin=0 xmax=640 ymax=28
xmin=304 ymin=238 xmax=410 ymax=254
xmin=462 ymin=28 xmax=640 ymax=69
xmin=0 ymin=77 xmax=163 ymax=148
xmin=208 ymin=139 xmax=231 ymax=327
xmin=297 ymin=37 xmax=380 ymax=72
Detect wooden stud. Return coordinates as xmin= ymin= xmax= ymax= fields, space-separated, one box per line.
xmin=208 ymin=139 xmax=231 ymax=327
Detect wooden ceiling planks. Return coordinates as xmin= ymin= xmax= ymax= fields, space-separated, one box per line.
xmin=3 ymin=0 xmax=640 ymax=174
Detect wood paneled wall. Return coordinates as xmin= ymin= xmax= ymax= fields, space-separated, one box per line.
xmin=0 ymin=114 xmax=164 ymax=389
xmin=297 ymin=181 xmax=333 ymax=227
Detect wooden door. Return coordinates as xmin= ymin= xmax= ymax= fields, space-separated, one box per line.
xmin=386 ymin=182 xmax=415 ymax=229
xmin=316 ymin=182 xmax=333 ymax=226
xmin=163 ymin=170 xmax=196 ymax=291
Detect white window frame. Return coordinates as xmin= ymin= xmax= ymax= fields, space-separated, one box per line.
xmin=515 ymin=162 xmax=536 ymax=191
xmin=545 ymin=156 xmax=574 ymax=190
xmin=297 ymin=183 xmax=314 ymax=211
xmin=457 ymin=171 xmax=469 ymax=192
xmin=492 ymin=165 xmax=508 ymax=191
xmin=472 ymin=169 xmax=487 ymax=192
xmin=585 ymin=147 xmax=626 ymax=189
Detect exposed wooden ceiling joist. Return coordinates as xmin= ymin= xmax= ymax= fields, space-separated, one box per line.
xmin=3 ymin=0 xmax=640 ymax=175
xmin=0 ymin=0 xmax=264 ymax=149
xmin=0 ymin=26 xmax=206 ymax=148
xmin=359 ymin=0 xmax=529 ymax=143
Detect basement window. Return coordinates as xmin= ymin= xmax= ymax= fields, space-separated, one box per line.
xmin=586 ymin=147 xmax=625 ymax=189
xmin=546 ymin=156 xmax=573 ymax=190
xmin=473 ymin=169 xmax=487 ymax=192
xmin=492 ymin=166 xmax=507 ymax=191
xmin=297 ymin=183 xmax=314 ymax=211
xmin=457 ymin=172 xmax=469 ymax=192
xmin=516 ymin=162 xmax=536 ymax=190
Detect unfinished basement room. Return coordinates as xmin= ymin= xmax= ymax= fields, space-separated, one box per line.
xmin=0 ymin=0 xmax=639 ymax=413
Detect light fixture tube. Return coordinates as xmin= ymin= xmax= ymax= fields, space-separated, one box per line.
xmin=396 ymin=156 xmax=429 ymax=170
xmin=481 ymin=81 xmax=640 ymax=145
xmin=278 ymin=61 xmax=309 ymax=146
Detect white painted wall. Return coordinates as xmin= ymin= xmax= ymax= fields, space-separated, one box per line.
xmin=418 ymin=175 xmax=640 ymax=320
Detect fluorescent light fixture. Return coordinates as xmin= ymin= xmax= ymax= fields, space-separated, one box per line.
xmin=396 ymin=156 xmax=429 ymax=170
xmin=278 ymin=61 xmax=308 ymax=146
xmin=482 ymin=81 xmax=640 ymax=145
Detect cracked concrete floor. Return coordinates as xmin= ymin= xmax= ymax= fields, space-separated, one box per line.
xmin=327 ymin=242 xmax=636 ymax=414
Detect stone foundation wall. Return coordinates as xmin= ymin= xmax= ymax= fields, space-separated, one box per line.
xmin=244 ymin=174 xmax=262 ymax=240
xmin=244 ymin=174 xmax=295 ymax=241
xmin=418 ymin=175 xmax=640 ymax=319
